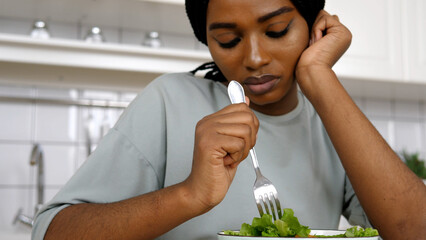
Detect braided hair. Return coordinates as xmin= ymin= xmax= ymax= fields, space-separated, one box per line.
xmin=185 ymin=0 xmax=325 ymax=81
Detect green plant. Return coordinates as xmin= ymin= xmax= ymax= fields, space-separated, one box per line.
xmin=401 ymin=151 xmax=426 ymax=179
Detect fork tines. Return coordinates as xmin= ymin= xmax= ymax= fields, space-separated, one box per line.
xmin=256 ymin=192 xmax=282 ymax=221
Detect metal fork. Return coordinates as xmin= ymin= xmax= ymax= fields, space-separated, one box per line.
xmin=227 ymin=80 xmax=283 ymax=221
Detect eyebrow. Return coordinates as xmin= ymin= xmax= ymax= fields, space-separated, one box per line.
xmin=258 ymin=6 xmax=294 ymax=23
xmin=208 ymin=6 xmax=294 ymax=31
xmin=209 ymin=22 xmax=237 ymax=31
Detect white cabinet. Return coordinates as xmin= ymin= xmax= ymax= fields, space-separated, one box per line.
xmin=325 ymin=0 xmax=404 ymax=82
xmin=0 ymin=0 xmax=425 ymax=96
xmin=403 ymin=0 xmax=426 ymax=83
xmin=0 ymin=33 xmax=211 ymax=91
xmin=325 ymin=0 xmax=426 ymax=83
xmin=0 ymin=0 xmax=212 ymax=90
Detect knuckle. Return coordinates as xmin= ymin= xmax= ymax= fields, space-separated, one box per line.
xmin=236 ymin=137 xmax=246 ymax=150
xmin=242 ymin=124 xmax=252 ymax=136
xmin=195 ymin=120 xmax=205 ymax=134
xmin=235 ymin=102 xmax=248 ymax=111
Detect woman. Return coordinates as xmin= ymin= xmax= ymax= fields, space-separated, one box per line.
xmin=33 ymin=0 xmax=425 ymax=239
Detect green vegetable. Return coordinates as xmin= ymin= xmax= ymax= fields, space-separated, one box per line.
xmin=223 ymin=209 xmax=379 ymax=238
xmin=223 ymin=208 xmax=310 ymax=237
xmin=344 ymin=226 xmax=379 ymax=237
xmin=311 ymin=227 xmax=379 ymax=238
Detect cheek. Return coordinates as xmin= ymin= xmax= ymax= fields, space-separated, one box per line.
xmin=209 ymin=46 xmax=241 ymax=80
xmin=273 ymin=36 xmax=308 ymax=71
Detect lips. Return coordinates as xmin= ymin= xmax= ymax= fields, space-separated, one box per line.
xmin=243 ymin=74 xmax=280 ymax=95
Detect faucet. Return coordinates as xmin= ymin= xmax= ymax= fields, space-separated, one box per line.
xmin=13 ymin=209 xmax=33 ymax=227
xmin=14 ymin=143 xmax=45 ymax=227
xmin=30 ymin=143 xmax=44 ymax=213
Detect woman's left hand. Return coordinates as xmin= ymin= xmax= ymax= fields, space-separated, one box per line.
xmin=296 ymin=10 xmax=352 ymax=73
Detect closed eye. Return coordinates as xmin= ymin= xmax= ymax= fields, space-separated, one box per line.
xmin=218 ymin=37 xmax=241 ymax=49
xmin=266 ymin=19 xmax=293 ymax=38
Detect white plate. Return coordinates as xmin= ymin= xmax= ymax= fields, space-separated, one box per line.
xmin=217 ymin=229 xmax=380 ymax=239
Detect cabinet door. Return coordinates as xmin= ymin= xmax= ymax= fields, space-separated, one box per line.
xmin=403 ymin=0 xmax=426 ymax=83
xmin=325 ymin=0 xmax=403 ymax=82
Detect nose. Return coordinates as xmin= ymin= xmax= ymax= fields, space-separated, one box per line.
xmin=243 ymin=36 xmax=272 ymax=71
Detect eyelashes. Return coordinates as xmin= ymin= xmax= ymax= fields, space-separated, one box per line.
xmin=218 ymin=37 xmax=241 ymax=49
xmin=266 ymin=25 xmax=290 ymax=38
xmin=266 ymin=19 xmax=293 ymax=39
xmin=217 ymin=20 xmax=293 ymax=49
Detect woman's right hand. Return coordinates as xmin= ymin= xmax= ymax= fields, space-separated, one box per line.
xmin=185 ymin=99 xmax=259 ymax=214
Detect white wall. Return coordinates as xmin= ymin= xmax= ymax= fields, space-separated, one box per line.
xmin=0 ymin=84 xmax=136 ymax=233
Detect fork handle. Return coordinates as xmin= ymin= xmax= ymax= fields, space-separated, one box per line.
xmin=249 ymin=148 xmax=262 ymax=178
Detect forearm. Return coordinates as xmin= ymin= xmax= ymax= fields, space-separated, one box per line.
xmin=45 ymin=182 xmax=199 ymax=240
xmin=297 ymin=66 xmax=426 ymax=239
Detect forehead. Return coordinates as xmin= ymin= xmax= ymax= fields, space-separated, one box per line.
xmin=206 ymin=0 xmax=296 ymax=22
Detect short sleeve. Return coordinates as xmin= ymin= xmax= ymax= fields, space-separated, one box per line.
xmin=32 ymin=124 xmax=164 ymax=239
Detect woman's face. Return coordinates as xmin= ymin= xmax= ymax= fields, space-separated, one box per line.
xmin=206 ymin=0 xmax=309 ymax=115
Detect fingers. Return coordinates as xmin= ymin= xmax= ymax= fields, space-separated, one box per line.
xmin=202 ymin=103 xmax=259 ymax=144
xmin=195 ymin=103 xmax=259 ymax=166
xmin=310 ymin=10 xmax=346 ymax=45
xmin=302 ymin=9 xmax=352 ymax=68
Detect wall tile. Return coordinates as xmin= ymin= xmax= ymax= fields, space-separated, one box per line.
xmin=0 ymin=102 xmax=33 ymax=141
xmin=352 ymin=97 xmax=365 ymax=113
xmin=0 ymin=144 xmax=34 ymax=185
xmin=394 ymin=121 xmax=422 ymax=154
xmin=44 ymin=187 xmax=62 ymax=204
xmin=43 ymin=144 xmax=76 ymax=186
xmin=394 ymin=100 xmax=420 ymax=120
xmin=0 ymin=84 xmax=34 ymax=142
xmin=79 ymin=106 xmax=105 ymax=144
xmin=370 ymin=119 xmax=392 ymax=147
xmin=75 ymin=145 xmax=89 ymax=171
xmin=78 ymin=106 xmax=122 ymax=143
xmin=34 ymin=104 xmax=78 ymax=142
xmin=120 ymin=92 xmax=138 ymax=102
xmin=422 ymin=120 xmax=426 ymax=156
xmin=364 ymin=99 xmax=393 ymax=118
xmin=0 ymin=188 xmax=35 ymax=233
xmin=80 ymin=89 xmax=118 ymax=101
xmin=0 ymin=84 xmax=34 ymax=98
xmin=36 ymin=87 xmax=78 ymax=100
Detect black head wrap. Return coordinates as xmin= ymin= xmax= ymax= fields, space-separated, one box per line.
xmin=186 ymin=0 xmax=325 ymax=81
xmin=186 ymin=0 xmax=325 ymax=45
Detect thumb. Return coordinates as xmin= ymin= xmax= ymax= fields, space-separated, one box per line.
xmin=245 ymin=96 xmax=250 ymax=106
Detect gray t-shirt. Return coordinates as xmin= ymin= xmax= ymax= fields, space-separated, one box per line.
xmin=32 ymin=72 xmax=371 ymax=240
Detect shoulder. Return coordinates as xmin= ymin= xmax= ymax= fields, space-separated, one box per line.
xmin=142 ymin=72 xmax=228 ymax=104
xmin=150 ymin=72 xmax=221 ymax=92
xmin=125 ymin=72 xmax=228 ymax=113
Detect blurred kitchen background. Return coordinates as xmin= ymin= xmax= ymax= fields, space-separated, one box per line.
xmin=0 ymin=0 xmax=425 ymax=238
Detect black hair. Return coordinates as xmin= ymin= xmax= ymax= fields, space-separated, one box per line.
xmin=185 ymin=0 xmax=325 ymax=81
